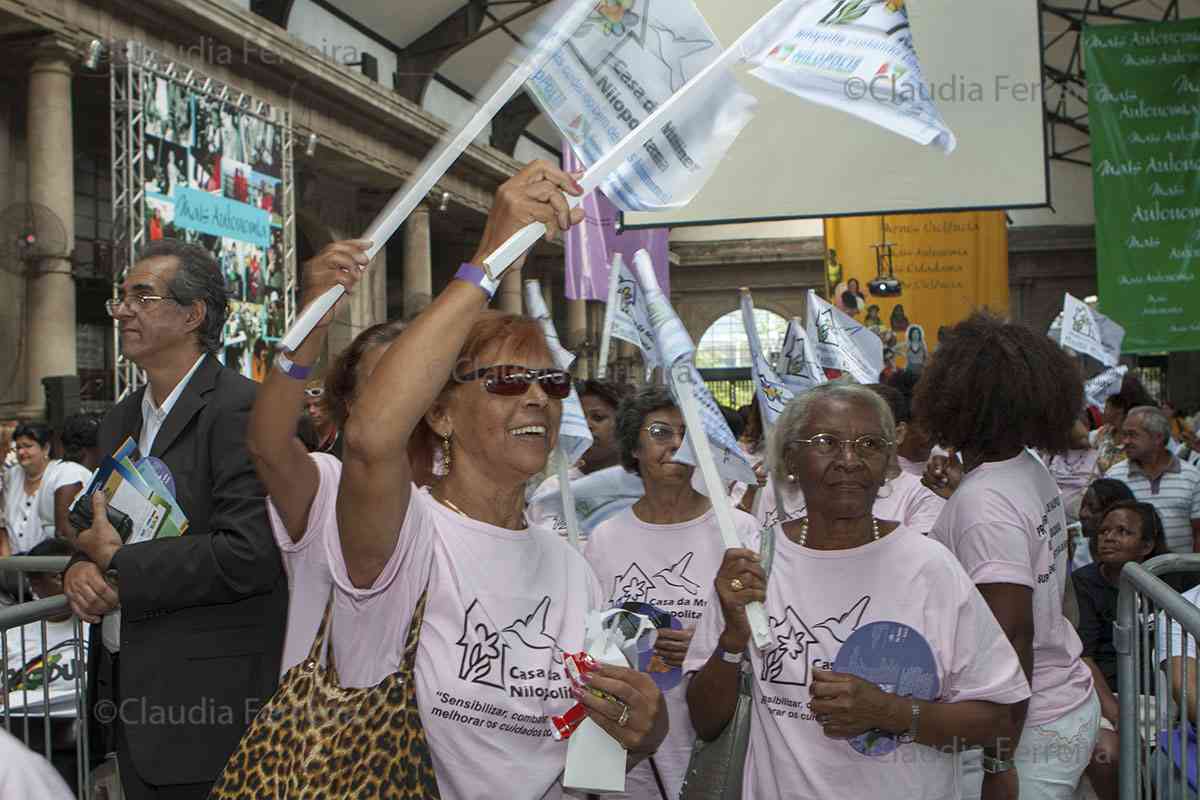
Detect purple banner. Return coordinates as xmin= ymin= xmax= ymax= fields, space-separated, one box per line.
xmin=562 ymin=144 xmax=670 ymax=301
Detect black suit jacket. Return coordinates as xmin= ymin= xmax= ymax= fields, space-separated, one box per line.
xmin=82 ymin=354 xmax=286 ymax=785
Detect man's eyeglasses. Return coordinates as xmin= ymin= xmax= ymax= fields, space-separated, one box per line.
xmin=105 ymin=293 xmax=178 ymax=318
xmin=460 ymin=365 xmax=572 ymax=399
xmin=643 ymin=422 xmax=686 ymax=443
xmin=790 ymin=433 xmax=894 ymax=459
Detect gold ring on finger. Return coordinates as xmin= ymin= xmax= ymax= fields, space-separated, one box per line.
xmin=730 ymin=578 xmax=744 ymax=592
xmin=617 ymin=703 xmax=630 ymax=727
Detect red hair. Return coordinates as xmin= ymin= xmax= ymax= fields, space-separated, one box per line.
xmin=407 ymin=310 xmax=554 ymax=487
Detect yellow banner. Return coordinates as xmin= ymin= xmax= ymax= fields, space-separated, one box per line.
xmin=822 ymin=211 xmax=1010 ymax=373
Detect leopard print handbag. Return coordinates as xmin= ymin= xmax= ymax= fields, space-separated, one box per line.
xmin=210 ymin=590 xmax=441 ymax=799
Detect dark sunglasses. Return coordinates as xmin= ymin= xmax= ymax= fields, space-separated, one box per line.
xmin=461 ymin=365 xmax=572 ymax=399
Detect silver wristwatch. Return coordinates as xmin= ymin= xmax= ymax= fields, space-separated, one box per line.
xmin=896 ymin=699 xmax=920 ymax=744
xmin=982 ymin=754 xmax=1016 ymax=774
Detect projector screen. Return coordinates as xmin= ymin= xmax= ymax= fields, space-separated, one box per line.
xmin=623 ymin=0 xmax=1048 ymax=229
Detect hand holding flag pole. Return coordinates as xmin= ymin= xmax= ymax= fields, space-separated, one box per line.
xmin=278 ymin=0 xmax=596 ymax=353
xmin=631 ymin=250 xmax=770 ymax=650
xmin=480 ymin=0 xmax=807 ymax=278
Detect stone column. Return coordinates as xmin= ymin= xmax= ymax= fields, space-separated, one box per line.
xmin=497 ymin=266 xmax=523 ymax=315
xmin=567 ymin=299 xmax=587 ymax=377
xmin=402 ymin=203 xmax=432 ymax=319
xmin=24 ymin=38 xmax=76 ymax=419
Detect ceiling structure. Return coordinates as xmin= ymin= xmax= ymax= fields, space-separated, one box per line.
xmin=314 ymin=0 xmax=1200 ymax=171
xmin=1040 ymin=0 xmax=1200 ymax=166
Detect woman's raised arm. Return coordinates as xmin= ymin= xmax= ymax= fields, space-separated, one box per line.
xmin=337 ymin=161 xmax=584 ymax=588
xmin=247 ymin=240 xmax=370 ymax=542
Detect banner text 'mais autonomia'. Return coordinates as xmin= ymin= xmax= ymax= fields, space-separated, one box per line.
xmin=1086 ymin=18 xmax=1200 ymax=353
xmin=173 ymin=187 xmax=271 ymax=249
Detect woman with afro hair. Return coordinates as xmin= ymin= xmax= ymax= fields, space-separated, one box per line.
xmin=917 ymin=312 xmax=1100 ymax=800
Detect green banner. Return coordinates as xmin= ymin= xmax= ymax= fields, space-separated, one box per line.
xmin=1085 ymin=19 xmax=1200 ymax=354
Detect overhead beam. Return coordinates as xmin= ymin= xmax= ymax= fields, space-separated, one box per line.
xmin=394 ymin=0 xmax=487 ymax=104
xmin=489 ymin=91 xmax=540 ymax=155
xmin=248 ymin=0 xmax=295 ymax=28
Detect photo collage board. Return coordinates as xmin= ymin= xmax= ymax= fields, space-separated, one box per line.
xmin=142 ymin=75 xmax=288 ymax=382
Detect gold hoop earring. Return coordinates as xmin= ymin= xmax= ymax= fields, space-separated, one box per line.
xmin=441 ymin=431 xmax=453 ymax=475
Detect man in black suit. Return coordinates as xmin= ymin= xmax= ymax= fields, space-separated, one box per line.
xmin=64 ymin=238 xmax=285 ymax=798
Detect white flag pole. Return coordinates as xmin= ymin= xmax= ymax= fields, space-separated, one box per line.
xmin=278 ymin=0 xmax=595 ymax=353
xmin=596 ymin=252 xmax=623 ymax=380
xmin=480 ymin=0 xmax=800 ymax=276
xmin=556 ymin=451 xmax=582 ymax=551
xmin=671 ymin=361 xmax=771 ymax=650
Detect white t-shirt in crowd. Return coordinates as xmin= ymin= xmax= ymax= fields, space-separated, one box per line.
xmin=2 ymin=464 xmax=43 ymax=554
xmin=755 ymin=471 xmax=944 ymax=534
xmin=3 ymin=617 xmax=87 ymax=717
xmin=584 ymin=505 xmax=760 ymax=800
xmin=0 ymin=727 xmax=74 ymax=799
xmin=685 ymin=524 xmax=1030 ymax=799
xmin=931 ymin=451 xmax=1095 ymax=728
xmin=1161 ymin=585 xmax=1200 ymax=663
xmin=37 ymin=460 xmax=91 ymax=540
xmin=272 ymin=454 xmax=605 ymax=800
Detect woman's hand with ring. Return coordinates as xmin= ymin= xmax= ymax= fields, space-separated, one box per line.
xmin=574 ymin=664 xmax=667 ymax=756
xmin=714 ymin=548 xmax=767 ymax=655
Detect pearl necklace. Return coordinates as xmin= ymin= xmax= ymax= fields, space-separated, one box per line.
xmin=798 ymin=516 xmax=881 ymax=548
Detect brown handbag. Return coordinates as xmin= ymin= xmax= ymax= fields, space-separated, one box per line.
xmin=209 ymin=590 xmax=441 ymax=799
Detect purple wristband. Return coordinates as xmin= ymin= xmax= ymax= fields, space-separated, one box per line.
xmin=275 ymin=351 xmax=313 ymax=380
xmin=454 ymin=262 xmax=500 ymax=299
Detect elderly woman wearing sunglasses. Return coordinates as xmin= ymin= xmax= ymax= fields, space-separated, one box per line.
xmin=583 ymin=387 xmax=759 ymax=800
xmin=324 ymin=161 xmax=666 ymax=799
xmin=686 ymin=383 xmax=1031 ymax=800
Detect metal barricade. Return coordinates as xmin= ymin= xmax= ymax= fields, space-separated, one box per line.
xmin=0 ymin=555 xmax=90 ymax=799
xmin=1118 ymin=554 xmax=1200 ymax=800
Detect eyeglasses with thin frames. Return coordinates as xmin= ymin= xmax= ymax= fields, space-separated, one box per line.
xmin=790 ymin=433 xmax=894 ymax=460
xmin=643 ymin=422 xmax=686 ymax=443
xmin=105 ymin=293 xmax=178 ymax=318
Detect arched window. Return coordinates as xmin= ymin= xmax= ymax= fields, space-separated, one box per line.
xmin=696 ymin=308 xmax=789 ymax=369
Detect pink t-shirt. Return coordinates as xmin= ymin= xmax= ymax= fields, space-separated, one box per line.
xmin=685 ymin=524 xmax=1030 ymax=800
xmin=755 ymin=472 xmax=944 ymax=534
xmin=583 ymin=506 xmax=760 ymax=800
xmin=269 ymin=454 xmax=604 ymax=800
xmin=930 ymin=450 xmax=1095 ymax=728
xmin=873 ymin=469 xmax=946 ymax=534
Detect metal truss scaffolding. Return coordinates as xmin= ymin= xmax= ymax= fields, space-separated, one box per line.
xmin=1041 ymin=0 xmax=1185 ymax=166
xmin=109 ymin=42 xmax=296 ymax=400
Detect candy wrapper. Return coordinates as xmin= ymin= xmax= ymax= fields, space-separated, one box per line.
xmin=559 ymin=609 xmax=657 ymax=794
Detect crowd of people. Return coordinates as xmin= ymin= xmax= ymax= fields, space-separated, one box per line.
xmin=2 ymin=160 xmax=1200 ymax=799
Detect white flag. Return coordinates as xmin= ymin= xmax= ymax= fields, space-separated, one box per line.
xmin=806 ymin=290 xmax=884 ymax=384
xmin=524 ymin=280 xmax=593 ymax=466
xmin=632 ymin=251 xmax=756 ymax=486
xmin=1084 ymin=365 xmax=1128 ymax=409
xmin=528 ymin=465 xmax=645 ymax=540
xmin=775 ymin=316 xmax=827 ymax=394
xmin=740 ymin=289 xmax=794 ymax=426
xmin=745 ymin=0 xmax=956 ymax=152
xmin=1057 ymin=293 xmax=1122 ymax=367
xmin=608 ymin=253 xmax=661 ymax=378
xmin=527 ymin=0 xmax=757 ymax=212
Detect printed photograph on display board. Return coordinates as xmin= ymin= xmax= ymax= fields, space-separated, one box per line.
xmin=141 ymin=74 xmax=287 ymax=380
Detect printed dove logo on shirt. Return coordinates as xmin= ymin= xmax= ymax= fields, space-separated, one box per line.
xmin=456 ymin=596 xmax=563 ymax=694
xmin=761 ymin=596 xmax=872 ymax=687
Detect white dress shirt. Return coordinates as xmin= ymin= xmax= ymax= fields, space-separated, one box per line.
xmin=104 ymin=354 xmax=206 ymax=653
